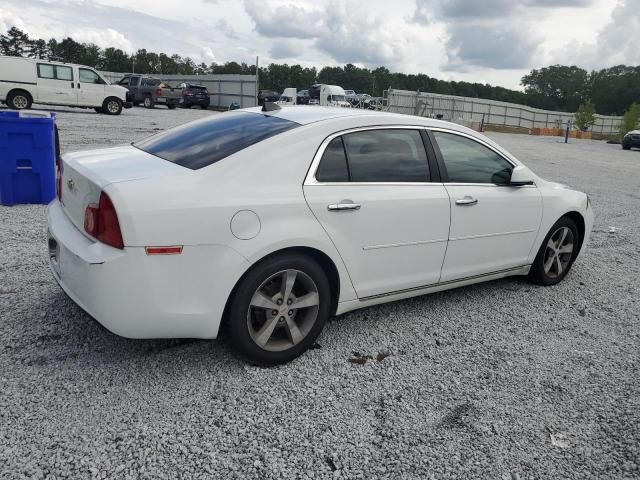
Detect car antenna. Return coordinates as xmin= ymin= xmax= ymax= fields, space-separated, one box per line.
xmin=262 ymin=101 xmax=281 ymax=112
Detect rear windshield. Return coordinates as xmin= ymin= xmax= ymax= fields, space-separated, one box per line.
xmin=133 ymin=112 xmax=300 ymax=170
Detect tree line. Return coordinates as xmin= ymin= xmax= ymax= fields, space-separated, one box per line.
xmin=2 ymin=26 xmax=639 ymax=116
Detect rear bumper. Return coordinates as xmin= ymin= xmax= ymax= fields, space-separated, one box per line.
xmin=46 ymin=200 xmax=250 ymax=339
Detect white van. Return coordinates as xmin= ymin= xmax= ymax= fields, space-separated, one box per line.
xmin=277 ymin=87 xmax=297 ymax=106
xmin=0 ymin=56 xmax=131 ymax=115
xmin=319 ymin=85 xmax=351 ymax=108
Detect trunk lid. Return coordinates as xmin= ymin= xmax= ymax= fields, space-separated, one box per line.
xmin=59 ymin=145 xmax=188 ymax=232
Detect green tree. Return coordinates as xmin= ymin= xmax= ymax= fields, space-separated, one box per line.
xmin=521 ymin=65 xmax=589 ymax=111
xmin=574 ymin=100 xmax=596 ymax=131
xmin=619 ymin=103 xmax=640 ymax=138
xmin=0 ymin=27 xmax=31 ymax=56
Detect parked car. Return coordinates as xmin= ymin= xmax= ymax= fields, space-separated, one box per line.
xmin=258 ymin=90 xmax=280 ymax=106
xmin=0 ymin=56 xmax=131 ymax=114
xmin=117 ymin=75 xmax=181 ymax=109
xmin=344 ymin=89 xmax=359 ymax=105
xmin=177 ymin=83 xmax=210 ymax=109
xmin=297 ymin=89 xmax=310 ymax=105
xmin=622 ymin=130 xmax=640 ymax=150
xmin=47 ymin=106 xmax=593 ymax=364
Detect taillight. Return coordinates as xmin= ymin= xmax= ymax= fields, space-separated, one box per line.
xmin=155 ymin=88 xmax=162 ymax=97
xmin=83 ymin=192 xmax=124 ymax=249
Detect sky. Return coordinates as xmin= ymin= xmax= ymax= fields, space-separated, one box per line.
xmin=0 ymin=0 xmax=637 ymax=90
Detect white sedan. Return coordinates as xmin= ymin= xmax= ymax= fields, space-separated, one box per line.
xmin=47 ymin=106 xmax=594 ymax=364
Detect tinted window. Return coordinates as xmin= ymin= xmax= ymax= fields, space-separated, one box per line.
xmin=56 ymin=66 xmax=73 ymax=81
xmin=316 ymin=137 xmax=349 ymax=182
xmin=79 ymin=69 xmax=101 ymax=84
xmin=134 ymin=112 xmax=300 ymax=170
xmin=433 ymin=131 xmax=513 ymax=184
xmin=343 ymin=129 xmax=430 ymax=182
xmin=118 ymin=77 xmax=130 ymax=86
xmin=37 ymin=64 xmax=55 ymax=79
xmin=130 ymin=77 xmax=140 ymax=86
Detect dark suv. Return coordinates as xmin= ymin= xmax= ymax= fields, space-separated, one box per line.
xmin=178 ymin=83 xmax=210 ymax=109
xmin=622 ymin=130 xmax=640 ymax=150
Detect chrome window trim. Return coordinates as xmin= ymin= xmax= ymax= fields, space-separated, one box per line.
xmin=304 ymin=125 xmax=433 ymax=186
xmin=304 ymin=124 xmax=536 ymax=188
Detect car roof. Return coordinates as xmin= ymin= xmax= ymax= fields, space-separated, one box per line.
xmin=240 ymin=106 xmax=473 ymax=131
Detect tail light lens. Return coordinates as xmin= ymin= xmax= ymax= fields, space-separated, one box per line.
xmin=83 ymin=192 xmax=124 ymax=249
xmin=155 ymin=88 xmax=162 ymax=97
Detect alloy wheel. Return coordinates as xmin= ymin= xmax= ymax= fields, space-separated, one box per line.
xmin=247 ymin=269 xmax=320 ymax=352
xmin=543 ymin=226 xmax=574 ymax=278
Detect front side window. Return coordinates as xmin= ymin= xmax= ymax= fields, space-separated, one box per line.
xmin=79 ymin=68 xmax=102 ymax=84
xmin=343 ymin=129 xmax=430 ymax=182
xmin=134 ymin=112 xmax=300 ymax=170
xmin=433 ymin=131 xmax=513 ymax=184
xmin=130 ymin=77 xmax=140 ymax=86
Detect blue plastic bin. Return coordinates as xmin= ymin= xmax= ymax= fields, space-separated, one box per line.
xmin=0 ymin=110 xmax=57 ymax=206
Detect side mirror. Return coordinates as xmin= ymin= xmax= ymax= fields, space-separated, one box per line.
xmin=509 ymin=165 xmax=535 ymax=186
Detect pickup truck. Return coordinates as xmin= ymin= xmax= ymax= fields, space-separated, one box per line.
xmin=117 ymin=74 xmax=182 ymax=109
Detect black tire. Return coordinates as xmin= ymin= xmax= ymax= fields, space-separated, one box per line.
xmin=622 ymin=145 xmax=631 ymax=150
xmin=226 ymin=253 xmax=331 ymax=365
xmin=103 ymin=97 xmax=122 ymax=115
xmin=133 ymin=101 xmax=141 ymax=107
xmin=528 ymin=216 xmax=580 ymax=286
xmin=7 ymin=90 xmax=33 ymax=110
xmin=144 ymin=95 xmax=154 ymax=109
xmin=167 ymin=103 xmax=177 ymax=110
xmin=94 ymin=107 xmax=104 ymax=113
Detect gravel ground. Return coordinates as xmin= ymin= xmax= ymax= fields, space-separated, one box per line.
xmin=1 ymin=106 xmax=639 ymax=479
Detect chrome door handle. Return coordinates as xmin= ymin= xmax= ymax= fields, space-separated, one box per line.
xmin=328 ymin=201 xmax=361 ymax=211
xmin=455 ymin=196 xmax=478 ymax=206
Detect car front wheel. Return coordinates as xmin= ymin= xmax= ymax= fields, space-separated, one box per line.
xmin=226 ymin=253 xmax=331 ymax=365
xmin=529 ymin=216 xmax=580 ymax=286
xmin=103 ymin=98 xmax=122 ymax=115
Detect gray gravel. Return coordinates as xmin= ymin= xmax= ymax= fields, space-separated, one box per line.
xmin=1 ymin=107 xmax=639 ymax=479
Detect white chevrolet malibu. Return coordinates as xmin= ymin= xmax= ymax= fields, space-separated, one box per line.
xmin=47 ymin=106 xmax=594 ymax=364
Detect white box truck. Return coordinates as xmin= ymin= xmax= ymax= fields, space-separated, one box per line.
xmin=319 ymin=85 xmax=351 ymax=108
xmin=277 ymin=87 xmax=297 ymax=106
xmin=0 ymin=56 xmax=132 ymax=115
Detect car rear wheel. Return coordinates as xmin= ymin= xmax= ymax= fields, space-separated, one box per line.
xmin=144 ymin=96 xmax=154 ymax=109
xmin=529 ymin=217 xmax=580 ymax=286
xmin=622 ymin=144 xmax=631 ymax=150
xmin=7 ymin=90 xmax=32 ymax=110
xmin=226 ymin=253 xmax=331 ymax=365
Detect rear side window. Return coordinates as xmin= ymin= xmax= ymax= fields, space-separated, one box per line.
xmin=134 ymin=112 xmax=300 ymax=170
xmin=37 ymin=64 xmax=55 ymax=79
xmin=343 ymin=129 xmax=430 ymax=182
xmin=56 ymin=66 xmax=73 ymax=81
xmin=316 ymin=137 xmax=349 ymax=182
xmin=37 ymin=64 xmax=73 ymax=81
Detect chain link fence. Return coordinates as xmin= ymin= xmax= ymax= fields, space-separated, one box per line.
xmin=385 ymin=89 xmax=622 ymax=136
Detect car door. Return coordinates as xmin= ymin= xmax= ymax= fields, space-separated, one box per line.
xmin=77 ymin=68 xmax=106 ymax=106
xmin=429 ymin=129 xmax=543 ymax=282
xmin=303 ymin=127 xmax=450 ymax=299
xmin=35 ymin=63 xmax=76 ymax=105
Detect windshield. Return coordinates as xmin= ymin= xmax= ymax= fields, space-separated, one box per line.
xmin=331 ymin=95 xmax=346 ymax=102
xmin=134 ymin=112 xmax=300 ymax=170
